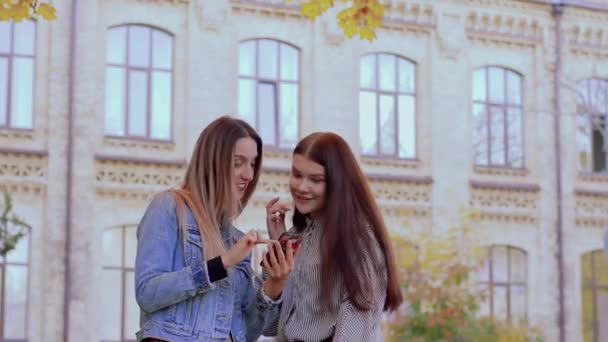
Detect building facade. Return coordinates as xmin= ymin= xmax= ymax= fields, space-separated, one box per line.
xmin=0 ymin=0 xmax=607 ymax=341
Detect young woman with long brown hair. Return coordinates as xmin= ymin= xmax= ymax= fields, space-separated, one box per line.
xmin=134 ymin=116 xmax=296 ymax=342
xmin=263 ymin=132 xmax=403 ymax=341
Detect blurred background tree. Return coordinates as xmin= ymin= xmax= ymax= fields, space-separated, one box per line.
xmin=384 ymin=210 xmax=544 ymax=342
xmin=0 ymin=0 xmax=56 ymax=21
xmin=0 ymin=192 xmax=31 ymax=257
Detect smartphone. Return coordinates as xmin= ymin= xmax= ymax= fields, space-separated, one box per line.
xmin=259 ymin=232 xmax=303 ymax=266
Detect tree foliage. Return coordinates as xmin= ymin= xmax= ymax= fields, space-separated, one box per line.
xmin=0 ymin=0 xmax=56 ymax=21
xmin=300 ymin=0 xmax=385 ymax=41
xmin=0 ymin=191 xmax=31 ymax=257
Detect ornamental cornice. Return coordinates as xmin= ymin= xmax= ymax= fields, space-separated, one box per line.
xmin=568 ymin=24 xmax=608 ymax=58
xmin=0 ymin=150 xmax=47 ymax=182
xmin=469 ymin=180 xmax=540 ymax=223
xmin=465 ymin=10 xmax=543 ymax=48
xmin=575 ymin=189 xmax=608 ymax=228
xmin=382 ymin=1 xmax=436 ymax=33
xmin=230 ymin=0 xmax=303 ymax=19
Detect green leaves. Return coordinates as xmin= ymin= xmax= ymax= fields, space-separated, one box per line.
xmin=1 ymin=191 xmax=32 ymax=257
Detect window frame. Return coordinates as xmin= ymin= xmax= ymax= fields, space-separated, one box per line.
xmin=359 ymin=52 xmax=417 ymax=159
xmin=0 ymin=20 xmax=37 ymax=130
xmin=472 ymin=66 xmax=525 ymax=168
xmin=0 ymin=235 xmax=31 ymax=341
xmin=478 ymin=245 xmax=528 ymax=323
xmin=581 ymin=249 xmax=608 ymax=342
xmin=104 ymin=24 xmax=175 ymax=142
xmin=577 ymin=78 xmax=608 ymax=174
xmin=237 ymin=38 xmax=301 ymax=150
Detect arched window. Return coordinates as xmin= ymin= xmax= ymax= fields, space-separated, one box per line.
xmin=100 ymin=225 xmax=137 ymax=342
xmin=0 ymin=20 xmax=36 ymax=129
xmin=0 ymin=236 xmax=29 ymax=340
xmin=581 ymin=250 xmax=608 ymax=342
xmin=477 ymin=245 xmax=527 ymax=323
xmin=472 ymin=67 xmax=524 ymax=168
xmin=359 ymin=53 xmax=416 ymax=158
xmin=105 ymin=25 xmax=173 ymax=140
xmin=577 ymin=79 xmax=608 ymax=173
xmin=238 ymin=39 xmax=300 ymax=148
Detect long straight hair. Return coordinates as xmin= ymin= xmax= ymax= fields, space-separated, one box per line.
xmin=292 ymin=132 xmax=403 ymax=312
xmin=175 ymin=116 xmax=262 ymax=259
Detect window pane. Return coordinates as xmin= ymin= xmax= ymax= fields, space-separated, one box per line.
xmin=124 ymin=226 xmax=137 ymax=269
xmin=491 ymin=246 xmax=508 ymax=283
xmin=489 ymin=106 xmax=506 ymax=165
xmin=359 ymin=91 xmax=377 ymax=154
xmin=258 ymin=82 xmax=276 ymax=146
xmin=595 ymin=251 xmax=608 ymax=286
xmin=582 ymin=252 xmax=593 ymax=284
xmin=107 ymin=27 xmax=127 ymax=65
xmin=238 ymin=79 xmax=255 ymax=125
xmin=103 ymin=228 xmax=123 ymax=268
xmin=152 ymin=30 xmax=172 ymax=69
xmin=582 ymin=289 xmax=594 ymax=342
xmin=5 ymin=265 xmax=28 ymax=339
xmin=150 ymin=71 xmax=171 ymax=140
xmin=13 ymin=20 xmax=35 ymax=55
xmin=379 ymin=54 xmax=396 ymax=92
xmin=280 ymin=44 xmax=298 ymax=81
xmin=279 ymin=83 xmax=298 ymax=148
xmin=488 ymin=67 xmax=505 ymax=103
xmin=492 ymin=286 xmax=508 ymax=321
xmin=511 ymin=285 xmax=527 ymax=323
xmin=125 ymin=271 xmax=139 ymax=338
xmin=477 ymin=283 xmax=490 ymax=317
xmin=473 ymin=103 xmax=488 ymax=165
xmin=0 ymin=57 xmax=7 ymax=125
xmin=398 ymin=95 xmax=415 ymax=158
xmin=128 ymin=26 xmax=151 ymax=67
xmin=507 ymin=108 xmax=523 ymax=167
xmin=509 ymin=249 xmax=526 ymax=283
xmin=379 ymin=95 xmax=396 ymax=155
xmin=592 ymin=122 xmax=606 ymax=172
xmin=0 ymin=21 xmax=10 ymax=53
xmin=577 ymin=115 xmax=592 ymax=172
xmin=598 ymin=289 xmax=608 ymax=342
xmin=10 ymin=57 xmax=34 ymax=128
xmin=6 ymin=235 xmax=28 ymax=263
xmin=360 ymin=55 xmax=376 ymax=89
xmin=259 ymin=40 xmax=278 ymax=79
xmin=239 ymin=41 xmax=255 ymax=77
xmin=128 ymin=70 xmax=148 ymax=136
xmin=473 ymin=69 xmax=486 ymax=102
xmin=105 ymin=67 xmax=126 ymax=136
xmin=589 ymin=79 xmax=608 ymax=113
xmin=398 ymin=58 xmax=415 ymax=93
xmin=506 ymin=71 xmax=521 ymax=105
xmin=100 ymin=269 xmax=122 ymax=341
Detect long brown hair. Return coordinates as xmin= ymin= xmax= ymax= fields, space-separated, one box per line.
xmin=175 ymin=116 xmax=262 ymax=259
xmin=292 ymin=132 xmax=402 ymax=312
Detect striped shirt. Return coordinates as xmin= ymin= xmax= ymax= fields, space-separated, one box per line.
xmin=263 ymin=220 xmax=387 ymax=342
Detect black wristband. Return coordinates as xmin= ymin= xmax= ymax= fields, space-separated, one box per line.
xmin=207 ymin=256 xmax=228 ymax=282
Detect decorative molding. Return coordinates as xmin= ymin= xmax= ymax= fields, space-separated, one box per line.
xmin=361 ymin=157 xmax=421 ymax=170
xmin=578 ymin=172 xmax=608 ymax=184
xmin=568 ymin=24 xmax=608 ymax=58
xmin=381 ymin=1 xmax=435 ymax=34
xmin=465 ymin=10 xmax=543 ymax=48
xmin=94 ymin=159 xmax=184 ymax=200
xmin=194 ymin=0 xmax=228 ymax=32
xmin=0 ymin=180 xmax=45 ymax=196
xmin=469 ymin=180 xmax=540 ymax=223
xmin=230 ymin=0 xmax=303 ymax=19
xmin=575 ymin=189 xmax=608 ymax=227
xmin=0 ymin=150 xmax=47 ymax=195
xmin=95 ymin=154 xmax=187 ymax=167
xmin=473 ymin=166 xmax=530 ymax=177
xmin=103 ymin=137 xmax=175 ymax=152
xmin=0 ymin=128 xmax=35 ymax=140
xmin=437 ymin=12 xmax=467 ymax=59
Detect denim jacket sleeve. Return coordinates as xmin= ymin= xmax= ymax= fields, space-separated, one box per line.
xmin=135 ymin=191 xmax=215 ymax=313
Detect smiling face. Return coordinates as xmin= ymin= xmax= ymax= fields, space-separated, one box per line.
xmin=233 ymin=137 xmax=258 ymax=200
xmin=289 ymin=154 xmax=326 ymax=216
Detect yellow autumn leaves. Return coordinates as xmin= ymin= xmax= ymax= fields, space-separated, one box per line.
xmin=0 ymin=0 xmax=56 ymax=21
xmin=301 ymin=0 xmax=384 ymax=41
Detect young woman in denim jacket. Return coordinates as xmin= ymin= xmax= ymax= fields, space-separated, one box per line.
xmin=263 ymin=132 xmax=403 ymax=341
xmin=135 ymin=116 xmax=296 ymax=342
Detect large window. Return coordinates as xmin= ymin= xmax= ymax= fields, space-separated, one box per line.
xmin=238 ymin=39 xmax=300 ymax=148
xmin=105 ymin=25 xmax=173 ymax=140
xmin=0 ymin=20 xmax=35 ymax=129
xmin=359 ymin=53 xmax=416 ymax=158
xmin=582 ymin=250 xmax=608 ymax=342
xmin=0 ymin=236 xmax=29 ymax=341
xmin=477 ymin=245 xmax=527 ymax=323
xmin=100 ymin=226 xmax=137 ymax=342
xmin=472 ymin=67 xmax=524 ymax=168
xmin=577 ymin=79 xmax=607 ymax=173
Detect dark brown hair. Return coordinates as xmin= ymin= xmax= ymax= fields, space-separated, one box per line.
xmin=292 ymin=132 xmax=403 ymax=311
xmin=176 ymin=115 xmax=262 ymax=259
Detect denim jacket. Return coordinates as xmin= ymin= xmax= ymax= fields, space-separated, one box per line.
xmin=135 ymin=191 xmax=280 ymax=341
